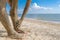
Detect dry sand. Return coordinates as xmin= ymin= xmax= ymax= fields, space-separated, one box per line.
xmin=0 ymin=17 xmax=60 ymax=40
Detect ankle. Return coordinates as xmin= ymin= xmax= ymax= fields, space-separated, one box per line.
xmin=14 ymin=27 xmax=25 ymax=33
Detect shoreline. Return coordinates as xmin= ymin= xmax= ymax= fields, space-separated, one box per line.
xmin=23 ymin=18 xmax=60 ymax=26
xmin=24 ymin=18 xmax=60 ymax=23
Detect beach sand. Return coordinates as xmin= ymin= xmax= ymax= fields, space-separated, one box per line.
xmin=0 ymin=17 xmax=60 ymax=40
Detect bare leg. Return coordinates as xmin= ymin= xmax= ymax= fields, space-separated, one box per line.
xmin=13 ymin=0 xmax=31 ymax=33
xmin=8 ymin=0 xmax=24 ymax=33
xmin=11 ymin=0 xmax=31 ymax=33
xmin=17 ymin=0 xmax=31 ymax=29
xmin=0 ymin=0 xmax=24 ymax=39
xmin=0 ymin=0 xmax=13 ymax=36
xmin=8 ymin=0 xmax=31 ymax=33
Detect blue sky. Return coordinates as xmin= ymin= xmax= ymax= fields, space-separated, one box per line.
xmin=6 ymin=0 xmax=60 ymax=14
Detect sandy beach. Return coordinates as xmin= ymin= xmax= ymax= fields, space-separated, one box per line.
xmin=0 ymin=17 xmax=60 ymax=40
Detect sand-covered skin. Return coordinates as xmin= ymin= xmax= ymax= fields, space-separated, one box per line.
xmin=0 ymin=17 xmax=60 ymax=40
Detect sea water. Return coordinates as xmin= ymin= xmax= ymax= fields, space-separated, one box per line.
xmin=18 ymin=14 xmax=60 ymax=22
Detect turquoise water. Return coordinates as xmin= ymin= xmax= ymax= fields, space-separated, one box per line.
xmin=18 ymin=14 xmax=60 ymax=22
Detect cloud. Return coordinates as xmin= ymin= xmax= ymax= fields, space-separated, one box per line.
xmin=17 ymin=9 xmax=21 ymax=13
xmin=32 ymin=3 xmax=41 ymax=9
xmin=17 ymin=9 xmax=23 ymax=14
xmin=31 ymin=3 xmax=53 ymax=10
xmin=28 ymin=3 xmax=54 ymax=14
xmin=58 ymin=5 xmax=60 ymax=7
xmin=17 ymin=9 xmax=20 ymax=12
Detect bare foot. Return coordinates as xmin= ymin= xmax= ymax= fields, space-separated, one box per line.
xmin=14 ymin=28 xmax=25 ymax=33
xmin=8 ymin=31 xmax=24 ymax=39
